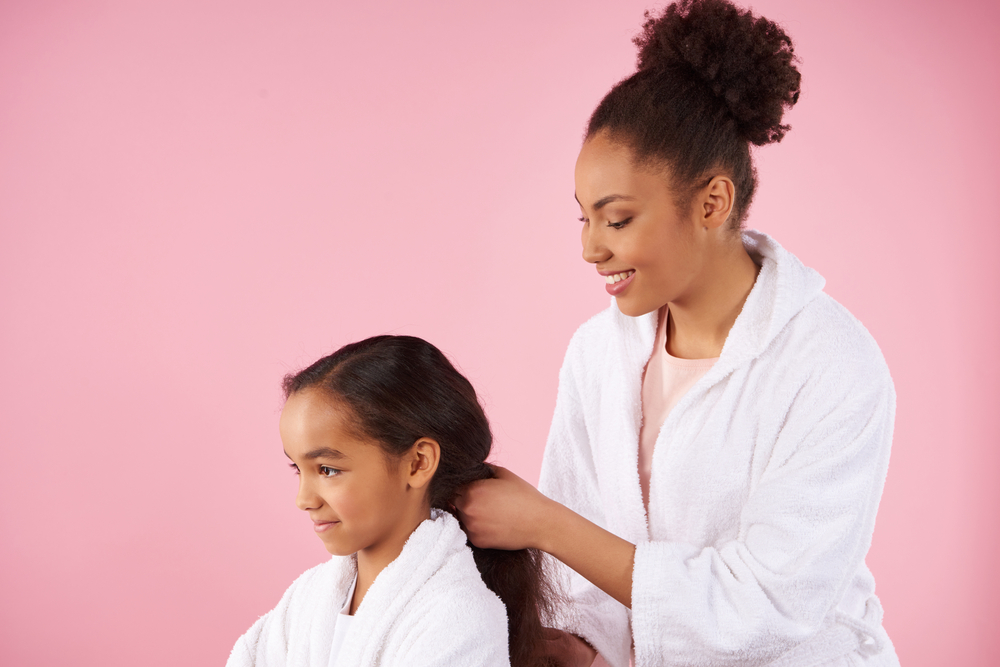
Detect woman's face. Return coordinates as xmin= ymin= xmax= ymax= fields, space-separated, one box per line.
xmin=574 ymin=132 xmax=706 ymax=317
xmin=280 ymin=389 xmax=418 ymax=559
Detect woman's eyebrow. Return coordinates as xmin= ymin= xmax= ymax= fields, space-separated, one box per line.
xmin=574 ymin=193 xmax=637 ymax=210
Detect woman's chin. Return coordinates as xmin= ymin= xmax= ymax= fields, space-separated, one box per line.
xmin=616 ymin=296 xmax=661 ymax=318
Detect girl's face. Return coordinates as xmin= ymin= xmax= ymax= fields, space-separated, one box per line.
xmin=279 ymin=388 xmax=429 ymax=560
xmin=574 ymin=131 xmax=708 ymax=317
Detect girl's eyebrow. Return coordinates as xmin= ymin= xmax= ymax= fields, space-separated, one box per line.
xmin=305 ymin=447 xmax=347 ymax=460
xmin=283 ymin=447 xmax=348 ymax=460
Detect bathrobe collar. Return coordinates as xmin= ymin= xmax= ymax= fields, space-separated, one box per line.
xmin=600 ymin=230 xmax=826 ymax=543
xmin=608 ymin=229 xmax=826 ymax=381
xmin=337 ymin=509 xmax=470 ymax=666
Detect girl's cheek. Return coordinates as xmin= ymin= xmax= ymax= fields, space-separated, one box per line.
xmin=331 ymin=484 xmax=364 ymax=518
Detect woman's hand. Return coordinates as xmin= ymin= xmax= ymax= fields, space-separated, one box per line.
xmin=539 ymin=628 xmax=598 ymax=667
xmin=454 ymin=466 xmax=553 ymax=551
xmin=457 ymin=465 xmax=636 ymax=608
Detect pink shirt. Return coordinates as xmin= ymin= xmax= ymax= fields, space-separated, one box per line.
xmin=590 ymin=307 xmax=719 ymax=667
xmin=638 ymin=307 xmax=718 ymax=510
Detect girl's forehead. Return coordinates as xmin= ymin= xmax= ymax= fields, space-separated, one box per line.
xmin=281 ymin=391 xmax=356 ymax=447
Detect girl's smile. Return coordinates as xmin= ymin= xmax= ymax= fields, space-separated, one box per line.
xmin=312 ymin=519 xmax=339 ymax=533
xmin=279 ymin=388 xmax=429 ymax=562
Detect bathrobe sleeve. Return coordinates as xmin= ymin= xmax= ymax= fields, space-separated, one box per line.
xmin=630 ymin=347 xmax=896 ymax=666
xmin=226 ymin=563 xmax=329 ymax=667
xmin=538 ymin=339 xmax=633 ymax=667
xmin=227 ymin=582 xmax=294 ymax=667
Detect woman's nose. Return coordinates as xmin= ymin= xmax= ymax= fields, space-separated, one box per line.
xmin=581 ymin=223 xmax=611 ymax=264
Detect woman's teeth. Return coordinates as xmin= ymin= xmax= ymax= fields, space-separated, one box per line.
xmin=605 ymin=270 xmax=635 ymax=284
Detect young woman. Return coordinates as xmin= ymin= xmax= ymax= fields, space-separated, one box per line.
xmin=227 ymin=335 xmax=555 ymax=667
xmin=455 ymin=1 xmax=898 ymax=666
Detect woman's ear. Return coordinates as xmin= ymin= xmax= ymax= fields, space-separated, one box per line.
xmin=404 ymin=438 xmax=440 ymax=490
xmin=698 ymin=175 xmax=735 ymax=230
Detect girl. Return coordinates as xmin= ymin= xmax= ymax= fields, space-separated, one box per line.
xmin=227 ymin=335 xmax=555 ymax=667
xmin=457 ymin=1 xmax=899 ymax=666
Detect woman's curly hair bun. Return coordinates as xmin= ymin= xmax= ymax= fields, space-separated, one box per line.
xmin=634 ymin=0 xmax=801 ymax=145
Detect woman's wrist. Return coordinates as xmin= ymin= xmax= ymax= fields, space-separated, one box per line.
xmin=529 ymin=497 xmax=636 ymax=608
xmin=532 ymin=493 xmax=565 ymax=553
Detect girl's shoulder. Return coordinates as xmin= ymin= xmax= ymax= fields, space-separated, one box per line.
xmin=416 ymin=546 xmax=508 ymax=626
xmin=383 ymin=545 xmax=510 ymax=662
xmin=279 ymin=555 xmax=355 ymax=608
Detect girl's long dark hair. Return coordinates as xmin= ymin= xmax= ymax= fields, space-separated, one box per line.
xmin=283 ymin=335 xmax=556 ymax=667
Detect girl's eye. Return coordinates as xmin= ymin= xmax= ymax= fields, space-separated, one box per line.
xmin=319 ymin=466 xmax=341 ymax=478
xmin=288 ymin=463 xmax=300 ymax=476
xmin=578 ymin=216 xmax=588 ymax=224
xmin=607 ymin=217 xmax=632 ymax=230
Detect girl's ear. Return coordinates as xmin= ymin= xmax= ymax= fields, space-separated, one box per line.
xmin=405 ymin=438 xmax=440 ymax=490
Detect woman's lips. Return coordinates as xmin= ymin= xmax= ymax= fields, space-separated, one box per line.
xmin=313 ymin=521 xmax=339 ymax=533
xmin=604 ymin=270 xmax=635 ymax=296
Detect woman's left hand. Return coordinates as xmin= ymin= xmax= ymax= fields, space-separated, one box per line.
xmin=454 ymin=466 xmax=553 ymax=551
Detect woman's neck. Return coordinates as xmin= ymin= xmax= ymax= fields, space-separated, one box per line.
xmin=665 ymin=240 xmax=759 ymax=359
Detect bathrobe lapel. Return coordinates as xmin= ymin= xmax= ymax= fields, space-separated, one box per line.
xmin=337 ymin=509 xmax=469 ymax=667
xmin=600 ymin=231 xmax=827 ymax=545
xmin=227 ymin=509 xmax=508 ymax=667
xmin=598 ymin=306 xmax=657 ymax=544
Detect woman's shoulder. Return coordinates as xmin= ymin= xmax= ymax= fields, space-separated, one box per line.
xmin=768 ymin=291 xmax=894 ymax=399
xmin=797 ymin=293 xmax=888 ymax=364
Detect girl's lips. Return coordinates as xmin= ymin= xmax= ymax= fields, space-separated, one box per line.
xmin=313 ymin=521 xmax=339 ymax=533
xmin=604 ymin=270 xmax=635 ymax=296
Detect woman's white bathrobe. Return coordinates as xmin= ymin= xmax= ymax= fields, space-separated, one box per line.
xmin=227 ymin=510 xmax=510 ymax=667
xmin=539 ymin=231 xmax=898 ymax=667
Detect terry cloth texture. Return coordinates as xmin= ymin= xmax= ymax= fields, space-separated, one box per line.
xmin=227 ymin=510 xmax=510 ymax=667
xmin=539 ymin=230 xmax=899 ymax=667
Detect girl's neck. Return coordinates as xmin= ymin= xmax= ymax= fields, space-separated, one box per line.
xmin=665 ymin=240 xmax=759 ymax=359
xmin=349 ymin=504 xmax=432 ymax=615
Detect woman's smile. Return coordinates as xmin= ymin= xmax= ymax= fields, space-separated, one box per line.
xmin=600 ymin=268 xmax=636 ymax=295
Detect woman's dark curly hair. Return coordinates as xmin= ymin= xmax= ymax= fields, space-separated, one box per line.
xmin=283 ymin=335 xmax=557 ymax=667
xmin=588 ymin=0 xmax=801 ymax=227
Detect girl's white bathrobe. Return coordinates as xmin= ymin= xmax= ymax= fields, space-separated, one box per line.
xmin=227 ymin=510 xmax=510 ymax=667
xmin=539 ymin=231 xmax=898 ymax=667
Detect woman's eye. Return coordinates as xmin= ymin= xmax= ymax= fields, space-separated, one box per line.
xmin=288 ymin=463 xmax=300 ymax=476
xmin=607 ymin=217 xmax=632 ymax=230
xmin=319 ymin=466 xmax=341 ymax=478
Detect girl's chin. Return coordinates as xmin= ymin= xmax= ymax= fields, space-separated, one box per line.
xmin=317 ymin=534 xmax=358 ymax=557
xmin=322 ymin=542 xmax=358 ymax=557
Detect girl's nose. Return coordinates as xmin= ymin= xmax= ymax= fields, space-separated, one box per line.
xmin=295 ymin=478 xmax=320 ymax=511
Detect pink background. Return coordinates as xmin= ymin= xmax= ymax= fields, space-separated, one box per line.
xmin=1 ymin=0 xmax=997 ymax=664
